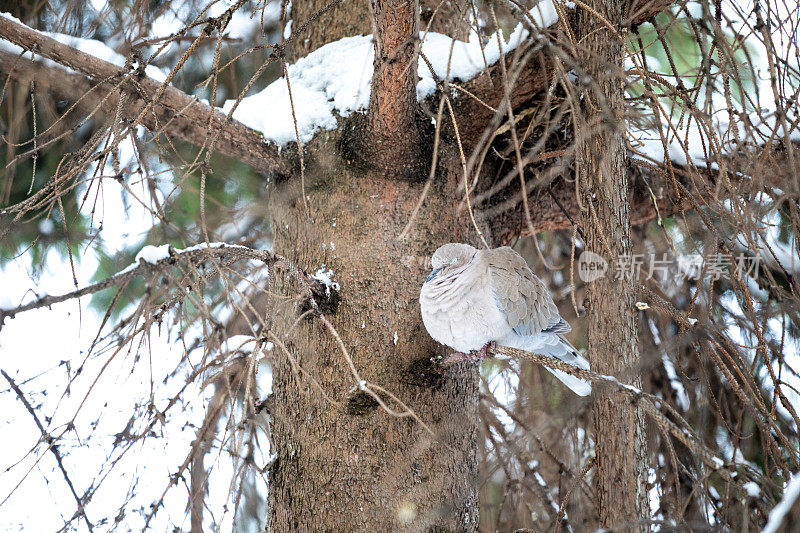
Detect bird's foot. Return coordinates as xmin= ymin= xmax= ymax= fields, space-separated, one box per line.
xmin=478 ymin=341 xmax=496 ymax=359
xmin=459 ymin=342 xmax=497 ymax=366
xmin=443 ymin=343 xmax=497 ymax=366
xmin=465 ymin=350 xmax=481 ymax=366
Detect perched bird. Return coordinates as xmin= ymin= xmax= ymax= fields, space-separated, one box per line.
xmin=419 ymin=243 xmax=591 ymax=396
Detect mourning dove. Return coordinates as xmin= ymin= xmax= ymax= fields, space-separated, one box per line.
xmin=419 ymin=243 xmax=591 ymax=396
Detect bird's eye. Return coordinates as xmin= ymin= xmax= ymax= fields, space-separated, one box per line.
xmin=450 ymin=258 xmax=457 ymax=264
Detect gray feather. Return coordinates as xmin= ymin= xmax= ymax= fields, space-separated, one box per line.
xmin=487 ymin=247 xmax=565 ymax=336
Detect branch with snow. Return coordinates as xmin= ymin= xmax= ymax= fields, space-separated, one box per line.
xmin=763 ymin=474 xmax=800 ymax=533
xmin=0 ymin=242 xmax=327 ymax=328
xmin=0 ymin=13 xmax=295 ymax=177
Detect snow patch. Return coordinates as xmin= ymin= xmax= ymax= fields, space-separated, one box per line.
xmin=223 ymin=35 xmax=371 ymax=145
xmin=0 ymin=12 xmax=167 ymax=81
xmin=763 ymin=474 xmax=800 ymax=533
xmin=135 ymin=244 xmax=171 ymax=264
xmin=222 ymin=335 xmax=256 ymax=352
xmin=742 ymin=481 xmax=760 ymax=498
xmin=223 ymin=0 xmax=564 ymax=145
xmin=182 ymin=241 xmax=229 ymax=253
xmin=313 ymin=265 xmax=340 ymax=293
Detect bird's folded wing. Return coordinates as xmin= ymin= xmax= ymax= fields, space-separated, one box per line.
xmin=487 ymin=247 xmax=570 ymax=336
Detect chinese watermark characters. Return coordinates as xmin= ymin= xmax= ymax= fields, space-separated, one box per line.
xmin=578 ymin=251 xmax=761 ymax=283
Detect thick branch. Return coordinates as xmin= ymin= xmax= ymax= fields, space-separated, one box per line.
xmin=0 ymin=16 xmax=295 ymax=177
xmin=451 ymin=0 xmax=675 ymax=149
xmin=484 ymin=139 xmax=797 ymax=244
xmin=576 ymin=0 xmax=649 ymax=520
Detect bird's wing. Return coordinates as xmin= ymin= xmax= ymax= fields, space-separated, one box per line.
xmin=486 ymin=247 xmax=570 ymax=336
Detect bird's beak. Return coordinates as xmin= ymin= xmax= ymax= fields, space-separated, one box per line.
xmin=425 ymin=267 xmax=441 ymax=283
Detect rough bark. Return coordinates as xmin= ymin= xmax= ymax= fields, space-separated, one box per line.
xmin=575 ymin=0 xmax=649 ymax=530
xmin=266 ymin=143 xmax=480 ymax=530
xmin=287 ymin=0 xmax=371 ymax=60
xmin=367 ymin=0 xmax=422 ymax=173
xmin=288 ymin=0 xmax=469 ymax=61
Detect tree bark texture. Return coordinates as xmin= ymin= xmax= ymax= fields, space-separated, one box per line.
xmin=266 ymin=144 xmax=481 ymax=530
xmin=367 ymin=0 xmax=422 ymax=172
xmin=288 ymin=0 xmax=371 ymax=60
xmin=289 ymin=0 xmax=469 ymax=61
xmin=576 ymin=0 xmax=649 ymax=530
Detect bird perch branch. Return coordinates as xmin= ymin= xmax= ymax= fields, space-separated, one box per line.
xmin=440 ymin=342 xmax=766 ymax=514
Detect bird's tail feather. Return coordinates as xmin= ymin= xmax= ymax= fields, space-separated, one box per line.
xmin=538 ymin=338 xmax=591 ymax=397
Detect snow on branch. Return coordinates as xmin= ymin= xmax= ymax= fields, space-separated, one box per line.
xmin=0 ymin=13 xmax=295 ymax=177
xmin=763 ymin=473 xmax=800 ymax=533
xmin=0 ymin=12 xmax=168 ymax=81
xmin=223 ymin=0 xmax=564 ymax=145
xmin=218 ymin=0 xmax=675 ymax=149
xmin=0 ymin=243 xmax=327 ymax=328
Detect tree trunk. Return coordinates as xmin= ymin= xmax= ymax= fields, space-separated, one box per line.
xmin=576 ymin=0 xmax=649 ymax=530
xmin=266 ymin=142 xmax=480 ymax=530
xmin=289 ymin=0 xmax=468 ymax=61
xmin=268 ymin=0 xmax=483 ymax=526
xmin=288 ymin=0 xmax=371 ymax=60
xmin=367 ymin=0 xmax=422 ymax=173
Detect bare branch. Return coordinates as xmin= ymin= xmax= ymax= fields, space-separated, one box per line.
xmin=1 ymin=370 xmax=94 ymax=532
xmin=444 ymin=344 xmax=768 ymax=516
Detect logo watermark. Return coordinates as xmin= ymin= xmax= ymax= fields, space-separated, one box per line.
xmin=577 ymin=250 xmax=608 ymax=282
xmin=577 ymin=251 xmax=761 ymax=283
